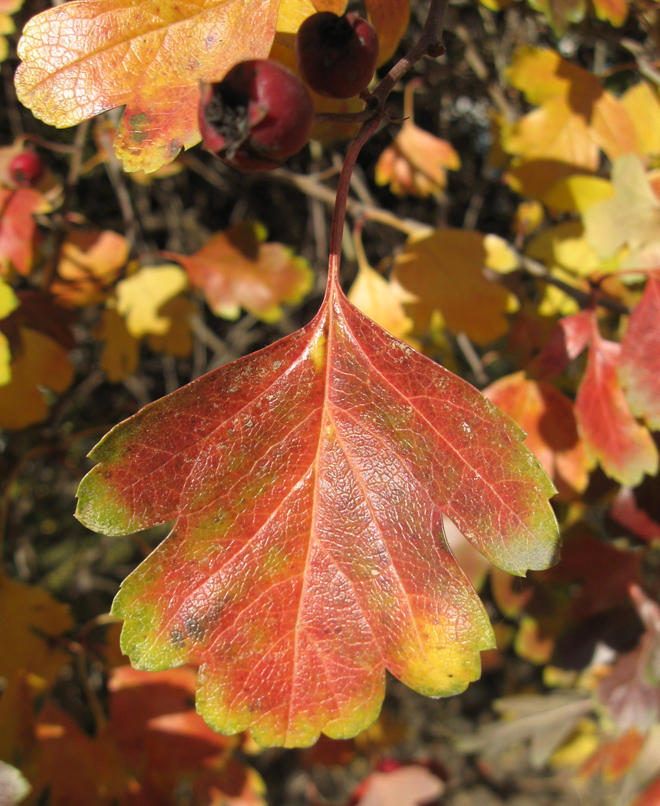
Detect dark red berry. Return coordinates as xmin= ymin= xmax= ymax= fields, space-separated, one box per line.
xmin=198 ymin=59 xmax=314 ymax=172
xmin=295 ymin=12 xmax=379 ymax=99
xmin=9 ymin=150 xmax=44 ymax=186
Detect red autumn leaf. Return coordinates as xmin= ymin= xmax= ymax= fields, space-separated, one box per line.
xmin=34 ymin=666 xmax=264 ymax=806
xmin=531 ymin=309 xmax=592 ymax=378
xmin=632 ymin=773 xmax=660 ymax=806
xmin=14 ymin=0 xmax=281 ymax=173
xmin=76 ymin=272 xmax=558 ymax=747
xmin=575 ymin=315 xmax=658 ymax=487
xmin=618 ymin=274 xmax=660 ymax=431
xmin=0 ymin=187 xmax=45 ymax=276
xmin=610 ymin=485 xmax=660 ymax=544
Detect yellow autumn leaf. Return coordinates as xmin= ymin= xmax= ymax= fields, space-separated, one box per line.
xmin=115 ymin=264 xmax=189 ymax=337
xmin=0 ymin=276 xmax=19 ymax=317
xmin=0 ymin=332 xmax=10 ymax=386
xmin=0 ymin=327 xmax=74 ymax=430
xmin=393 ymin=229 xmax=516 ymax=344
xmin=348 ymin=262 xmax=419 ymax=347
xmin=0 ymin=0 xmax=23 ymax=63
xmin=94 ymin=308 xmax=140 ymax=383
xmin=503 ymin=47 xmax=638 ymax=171
xmin=584 ymin=153 xmax=660 ymax=259
xmin=621 ymin=82 xmax=660 ymax=159
xmin=542 ymin=175 xmax=614 ymax=213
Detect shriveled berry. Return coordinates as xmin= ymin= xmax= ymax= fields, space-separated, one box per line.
xmin=9 ymin=150 xmax=44 ymax=186
xmin=295 ymin=12 xmax=379 ymax=99
xmin=199 ymin=59 xmax=315 ymax=172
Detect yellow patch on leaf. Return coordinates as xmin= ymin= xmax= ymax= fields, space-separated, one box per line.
xmin=15 ymin=0 xmax=281 ymax=173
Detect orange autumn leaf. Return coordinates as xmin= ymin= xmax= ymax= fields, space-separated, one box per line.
xmin=0 ymin=326 xmax=74 ymax=430
xmin=50 ymin=229 xmax=130 ymax=307
xmin=15 ymin=0 xmax=281 ymax=173
xmin=393 ymin=229 xmax=514 ymax=344
xmin=484 ymin=372 xmax=590 ymax=498
xmin=365 ymin=0 xmax=410 ymax=65
xmin=164 ymin=221 xmax=312 ymax=322
xmin=375 ymin=122 xmax=460 ymax=198
xmin=34 ymin=667 xmax=265 ymax=806
xmin=0 ymin=187 xmax=47 ymax=276
xmin=502 ymin=47 xmax=638 ymax=172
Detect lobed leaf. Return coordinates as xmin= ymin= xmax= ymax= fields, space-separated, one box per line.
xmin=15 ymin=0 xmax=280 ymax=172
xmin=575 ymin=317 xmax=658 ymax=487
xmin=77 ymin=274 xmax=558 ymax=747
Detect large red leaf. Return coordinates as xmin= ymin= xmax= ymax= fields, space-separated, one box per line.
xmin=618 ymin=275 xmax=660 ymax=431
xmin=76 ymin=274 xmax=558 ymax=747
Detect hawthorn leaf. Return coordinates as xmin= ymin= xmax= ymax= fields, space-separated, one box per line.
xmin=115 ymin=264 xmax=188 ymax=337
xmin=575 ymin=317 xmax=658 ymax=487
xmin=355 ymin=765 xmax=444 ymax=806
xmin=347 ymin=246 xmax=418 ymax=347
xmin=503 ymin=47 xmax=638 ymax=170
xmin=94 ymin=308 xmax=140 ymax=383
xmin=15 ymin=0 xmax=281 ymax=173
xmin=393 ymin=229 xmax=515 ymax=344
xmin=598 ymin=586 xmax=660 ymax=733
xmin=0 ymin=187 xmax=47 ymax=276
xmin=77 ymin=273 xmax=558 ymax=747
xmin=34 ymin=667 xmax=266 ymax=806
xmin=532 ymin=309 xmax=593 ymax=377
xmin=163 ymin=222 xmax=313 ymax=323
xmin=621 ymin=82 xmax=660 ymax=158
xmin=611 ymin=486 xmax=660 ymax=544
xmin=584 ymin=154 xmax=660 ymax=260
xmin=0 ymin=0 xmax=23 ymax=63
xmin=484 ymin=372 xmax=589 ymax=498
xmin=0 ymin=574 xmax=73 ymax=686
xmin=0 ymin=326 xmax=74 ymax=430
xmin=618 ymin=275 xmax=660 ymax=431
xmin=50 ymin=229 xmax=130 ymax=307
xmin=375 ymin=122 xmax=460 ymax=198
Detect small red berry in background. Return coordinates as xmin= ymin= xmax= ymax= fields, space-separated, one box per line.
xmin=9 ymin=150 xmax=44 ymax=186
xmin=198 ymin=59 xmax=315 ymax=172
xmin=295 ymin=12 xmax=379 ymax=99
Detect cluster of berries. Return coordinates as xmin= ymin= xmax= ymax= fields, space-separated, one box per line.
xmin=199 ymin=11 xmax=379 ymax=171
